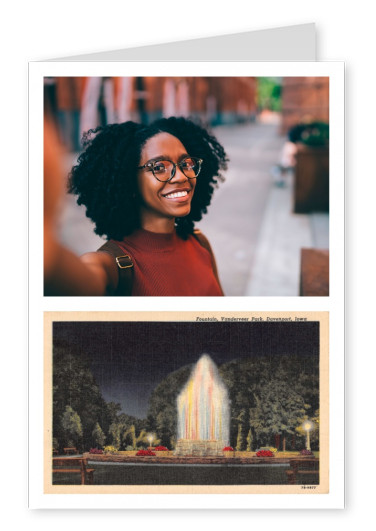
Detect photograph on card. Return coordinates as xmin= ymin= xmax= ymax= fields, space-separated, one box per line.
xmin=44 ymin=77 xmax=329 ymax=297
xmin=44 ymin=311 xmax=328 ymax=494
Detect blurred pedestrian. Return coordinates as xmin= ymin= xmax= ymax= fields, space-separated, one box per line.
xmin=271 ymin=124 xmax=301 ymax=186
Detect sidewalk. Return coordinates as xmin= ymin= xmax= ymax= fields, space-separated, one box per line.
xmin=199 ymin=121 xmax=329 ymax=296
xmin=198 ymin=122 xmax=285 ymax=296
xmin=245 ymin=174 xmax=329 ymax=296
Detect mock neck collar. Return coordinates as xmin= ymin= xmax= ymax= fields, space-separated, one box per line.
xmin=122 ymin=228 xmax=178 ymax=251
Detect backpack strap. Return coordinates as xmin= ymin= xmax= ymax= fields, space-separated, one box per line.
xmin=97 ymin=240 xmax=134 ymax=296
xmin=193 ymin=229 xmax=223 ymax=294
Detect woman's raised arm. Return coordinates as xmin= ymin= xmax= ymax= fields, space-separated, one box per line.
xmin=44 ymin=118 xmax=118 ymax=296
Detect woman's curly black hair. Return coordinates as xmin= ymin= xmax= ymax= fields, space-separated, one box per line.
xmin=68 ymin=116 xmax=228 ymax=240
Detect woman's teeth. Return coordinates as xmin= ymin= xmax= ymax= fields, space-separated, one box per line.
xmin=164 ymin=191 xmax=188 ymax=199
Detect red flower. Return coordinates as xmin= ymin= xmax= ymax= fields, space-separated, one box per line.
xmin=223 ymin=446 xmax=234 ymax=452
xmin=256 ymin=450 xmax=274 ymax=457
xmin=89 ymin=448 xmax=103 ymax=454
xmin=155 ymin=446 xmax=168 ymax=451
xmin=136 ymin=449 xmax=156 ymax=456
xmin=300 ymin=449 xmax=314 ymax=456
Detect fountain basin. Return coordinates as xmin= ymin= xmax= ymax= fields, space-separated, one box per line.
xmin=83 ymin=452 xmax=316 ymax=466
xmin=174 ymin=439 xmax=225 ymax=457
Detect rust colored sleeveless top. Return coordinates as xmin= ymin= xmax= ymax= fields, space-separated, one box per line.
xmin=113 ymin=229 xmax=223 ymax=296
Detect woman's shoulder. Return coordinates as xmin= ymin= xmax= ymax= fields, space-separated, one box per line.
xmin=191 ymin=229 xmax=223 ymax=294
xmin=95 ymin=240 xmax=133 ymax=296
xmin=191 ymin=228 xmax=213 ymax=254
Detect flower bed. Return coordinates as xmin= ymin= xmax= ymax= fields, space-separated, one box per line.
xmin=154 ymin=446 xmax=170 ymax=456
xmin=268 ymin=447 xmax=278 ymax=454
xmin=223 ymin=446 xmax=235 ymax=457
xmin=256 ymin=450 xmax=274 ymax=457
xmin=299 ymin=449 xmax=314 ymax=456
xmin=89 ymin=448 xmax=103 ymax=455
xmin=103 ymin=445 xmax=118 ymax=455
xmin=136 ymin=449 xmax=156 ymax=456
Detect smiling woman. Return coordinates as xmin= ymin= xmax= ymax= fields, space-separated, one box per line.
xmin=45 ymin=117 xmax=228 ymax=296
xmin=136 ymin=133 xmax=198 ymax=232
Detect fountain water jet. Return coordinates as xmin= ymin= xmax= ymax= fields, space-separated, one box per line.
xmin=175 ymin=354 xmax=230 ymax=456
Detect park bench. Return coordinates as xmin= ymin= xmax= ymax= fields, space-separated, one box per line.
xmin=63 ymin=447 xmax=77 ymax=455
xmin=52 ymin=457 xmax=94 ymax=485
xmin=286 ymin=458 xmax=319 ymax=485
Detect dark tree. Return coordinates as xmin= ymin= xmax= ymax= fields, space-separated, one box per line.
xmin=146 ymin=364 xmax=193 ymax=448
xmin=53 ymin=340 xmax=114 ymax=451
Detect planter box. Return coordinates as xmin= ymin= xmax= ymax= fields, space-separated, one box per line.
xmin=294 ymin=143 xmax=329 ymax=213
xmin=300 ymin=248 xmax=329 ymax=296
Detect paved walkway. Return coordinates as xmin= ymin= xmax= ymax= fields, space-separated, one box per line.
xmin=199 ymin=121 xmax=329 ymax=296
xmin=199 ymin=121 xmax=284 ymax=295
xmin=245 ymin=174 xmax=328 ymax=296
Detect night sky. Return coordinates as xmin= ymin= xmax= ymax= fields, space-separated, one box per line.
xmin=53 ymin=321 xmax=319 ymax=418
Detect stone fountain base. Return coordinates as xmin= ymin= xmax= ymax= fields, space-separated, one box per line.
xmin=174 ymin=439 xmax=225 ymax=457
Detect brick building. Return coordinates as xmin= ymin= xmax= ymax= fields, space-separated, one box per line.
xmin=115 ymin=76 xmax=258 ymax=125
xmin=280 ymin=77 xmax=329 ymax=135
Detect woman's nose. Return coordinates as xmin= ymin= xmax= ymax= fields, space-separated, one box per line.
xmin=169 ymin=165 xmax=188 ymax=183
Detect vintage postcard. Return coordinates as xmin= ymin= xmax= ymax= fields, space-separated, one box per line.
xmin=42 ymin=311 xmax=329 ymax=503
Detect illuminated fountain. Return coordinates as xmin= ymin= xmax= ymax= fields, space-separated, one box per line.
xmin=175 ymin=354 xmax=230 ymax=457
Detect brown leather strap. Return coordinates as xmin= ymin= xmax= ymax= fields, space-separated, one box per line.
xmin=97 ymin=241 xmax=133 ymax=296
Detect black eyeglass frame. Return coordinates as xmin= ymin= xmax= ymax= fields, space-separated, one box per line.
xmin=137 ymin=156 xmax=203 ymax=182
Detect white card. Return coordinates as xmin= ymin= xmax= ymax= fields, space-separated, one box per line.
xmin=29 ymin=25 xmax=345 ymax=510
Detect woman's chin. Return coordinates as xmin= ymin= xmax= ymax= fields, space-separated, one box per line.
xmin=172 ymin=205 xmax=192 ymax=219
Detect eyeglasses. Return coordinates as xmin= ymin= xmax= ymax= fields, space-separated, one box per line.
xmin=138 ymin=156 xmax=203 ymax=182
